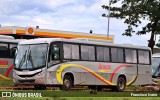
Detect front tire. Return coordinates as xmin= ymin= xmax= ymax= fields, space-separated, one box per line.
xmin=62 ymin=75 xmax=73 ymax=91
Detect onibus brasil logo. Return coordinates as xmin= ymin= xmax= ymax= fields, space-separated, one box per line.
xmin=1 ymin=92 xmax=42 ymax=97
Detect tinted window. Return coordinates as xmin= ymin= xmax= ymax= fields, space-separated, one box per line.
xmin=10 ymin=43 xmax=18 ymax=58
xmin=0 ymin=43 xmax=9 ymax=58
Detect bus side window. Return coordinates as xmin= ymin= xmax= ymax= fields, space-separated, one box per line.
xmin=10 ymin=47 xmax=17 ymax=58
xmin=0 ymin=43 xmax=9 ymax=58
xmin=10 ymin=44 xmax=18 ymax=58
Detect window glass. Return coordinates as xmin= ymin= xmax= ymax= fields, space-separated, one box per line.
xmin=97 ymin=47 xmax=110 ymax=61
xmin=125 ymin=49 xmax=137 ymax=63
xmin=97 ymin=47 xmax=104 ymax=61
xmin=52 ymin=46 xmax=60 ymax=60
xmin=10 ymin=43 xmax=18 ymax=58
xmin=132 ymin=50 xmax=137 ymax=63
xmin=104 ymin=47 xmax=110 ymax=61
xmin=81 ymin=45 xmax=89 ymax=60
xmin=138 ymin=50 xmax=144 ymax=64
xmin=144 ymin=51 xmax=150 ymax=64
xmin=72 ymin=45 xmax=79 ymax=59
xmin=118 ymin=48 xmax=124 ymax=62
xmin=138 ymin=50 xmax=150 ymax=64
xmin=48 ymin=44 xmax=60 ymax=67
xmin=63 ymin=44 xmax=72 ymax=59
xmin=111 ymin=48 xmax=124 ymax=62
xmin=63 ymin=44 xmax=79 ymax=60
xmin=88 ymin=46 xmax=95 ymax=60
xmin=29 ymin=44 xmax=48 ymax=69
xmin=0 ymin=43 xmax=9 ymax=58
xmin=111 ymin=48 xmax=118 ymax=62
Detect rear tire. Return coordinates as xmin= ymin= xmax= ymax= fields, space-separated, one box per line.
xmin=116 ymin=77 xmax=126 ymax=92
xmin=62 ymin=75 xmax=73 ymax=91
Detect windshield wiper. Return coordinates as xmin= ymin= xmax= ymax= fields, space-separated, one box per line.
xmin=18 ymin=50 xmax=27 ymax=69
xmin=28 ymin=50 xmax=35 ymax=69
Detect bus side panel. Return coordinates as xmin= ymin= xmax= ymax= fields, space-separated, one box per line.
xmin=0 ymin=58 xmax=14 ymax=79
xmin=132 ymin=65 xmax=152 ymax=85
xmin=46 ymin=71 xmax=60 ymax=85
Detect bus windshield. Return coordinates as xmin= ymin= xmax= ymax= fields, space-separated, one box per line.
xmin=152 ymin=57 xmax=160 ymax=76
xmin=15 ymin=44 xmax=48 ymax=70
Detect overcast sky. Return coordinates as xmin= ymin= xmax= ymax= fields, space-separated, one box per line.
xmin=0 ymin=0 xmax=156 ymax=46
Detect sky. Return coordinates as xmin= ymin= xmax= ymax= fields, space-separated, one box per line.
xmin=0 ymin=0 xmax=157 ymax=46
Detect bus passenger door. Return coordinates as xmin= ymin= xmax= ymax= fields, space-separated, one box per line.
xmin=47 ymin=43 xmax=61 ymax=84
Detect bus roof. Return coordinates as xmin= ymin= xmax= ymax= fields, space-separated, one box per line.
xmin=19 ymin=38 xmax=150 ymax=50
xmin=0 ymin=35 xmax=23 ymax=43
xmin=0 ymin=26 xmax=114 ymax=42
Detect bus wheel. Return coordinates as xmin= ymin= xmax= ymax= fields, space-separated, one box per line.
xmin=62 ymin=75 xmax=73 ymax=91
xmin=116 ymin=77 xmax=126 ymax=92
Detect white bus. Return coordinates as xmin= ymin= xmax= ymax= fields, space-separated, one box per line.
xmin=152 ymin=53 xmax=160 ymax=84
xmin=0 ymin=35 xmax=22 ymax=80
xmin=13 ymin=38 xmax=152 ymax=91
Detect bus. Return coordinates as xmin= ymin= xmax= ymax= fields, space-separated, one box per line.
xmin=152 ymin=53 xmax=160 ymax=84
xmin=0 ymin=26 xmax=114 ymax=80
xmin=13 ymin=38 xmax=152 ymax=91
xmin=0 ymin=35 xmax=22 ymax=80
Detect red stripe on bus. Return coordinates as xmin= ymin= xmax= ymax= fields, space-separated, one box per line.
xmin=110 ymin=64 xmax=132 ymax=82
xmin=5 ymin=65 xmax=14 ymax=77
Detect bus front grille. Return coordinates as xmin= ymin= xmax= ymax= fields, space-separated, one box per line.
xmin=17 ymin=71 xmax=41 ymax=78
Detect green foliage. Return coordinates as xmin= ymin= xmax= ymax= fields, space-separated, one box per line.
xmin=102 ymin=0 xmax=160 ymax=49
xmin=0 ymin=78 xmax=14 ymax=86
xmin=156 ymin=43 xmax=160 ymax=47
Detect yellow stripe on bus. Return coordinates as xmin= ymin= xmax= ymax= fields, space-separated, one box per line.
xmin=0 ymin=65 xmax=8 ymax=68
xmin=56 ymin=64 xmax=115 ymax=85
xmin=0 ymin=74 xmax=11 ymax=80
xmin=126 ymin=75 xmax=137 ymax=85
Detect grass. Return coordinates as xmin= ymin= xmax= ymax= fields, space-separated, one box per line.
xmin=0 ymin=90 xmax=159 ymax=97
xmin=0 ymin=97 xmax=160 ymax=100
xmin=0 ymin=78 xmax=14 ymax=86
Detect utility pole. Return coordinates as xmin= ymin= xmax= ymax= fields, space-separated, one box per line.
xmin=107 ymin=0 xmax=111 ymax=38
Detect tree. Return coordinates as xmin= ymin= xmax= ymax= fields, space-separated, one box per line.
xmin=102 ymin=0 xmax=160 ymax=52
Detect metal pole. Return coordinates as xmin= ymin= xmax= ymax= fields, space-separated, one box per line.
xmin=107 ymin=0 xmax=111 ymax=38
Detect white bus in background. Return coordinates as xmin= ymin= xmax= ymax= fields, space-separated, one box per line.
xmin=13 ymin=38 xmax=152 ymax=91
xmin=152 ymin=53 xmax=160 ymax=84
xmin=0 ymin=35 xmax=22 ymax=80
